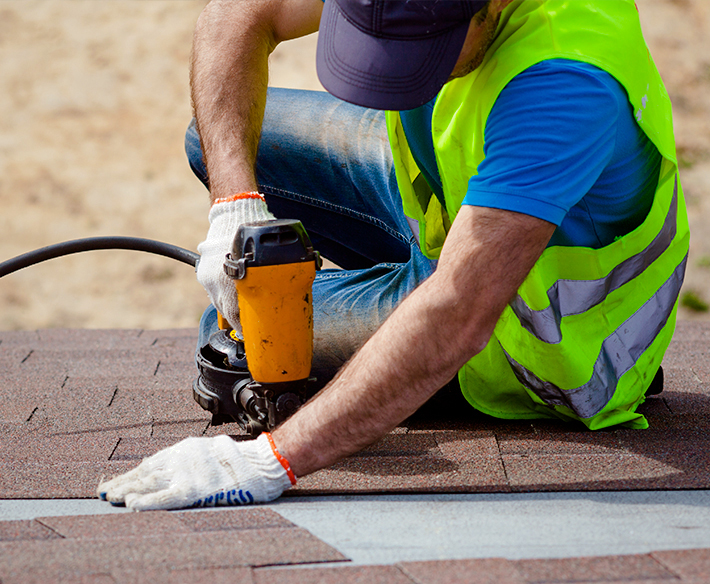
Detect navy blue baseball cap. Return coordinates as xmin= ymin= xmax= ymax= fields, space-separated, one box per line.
xmin=316 ymin=0 xmax=487 ymax=111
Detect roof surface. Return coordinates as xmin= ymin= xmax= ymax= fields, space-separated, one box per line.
xmin=1 ymin=321 xmax=710 ymax=581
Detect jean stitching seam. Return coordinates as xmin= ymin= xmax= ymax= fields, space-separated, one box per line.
xmin=316 ymin=272 xmax=354 ymax=280
xmin=315 ymin=262 xmax=407 ymax=280
xmin=261 ymin=186 xmax=409 ymax=245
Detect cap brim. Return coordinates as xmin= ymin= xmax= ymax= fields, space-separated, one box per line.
xmin=316 ymin=0 xmax=470 ymax=111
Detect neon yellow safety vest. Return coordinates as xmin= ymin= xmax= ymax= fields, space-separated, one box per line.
xmin=386 ymin=0 xmax=690 ymax=429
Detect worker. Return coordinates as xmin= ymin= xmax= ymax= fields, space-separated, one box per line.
xmin=98 ymin=0 xmax=689 ymax=510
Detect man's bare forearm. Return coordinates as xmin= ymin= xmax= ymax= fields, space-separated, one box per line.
xmin=191 ymin=1 xmax=271 ymax=199
xmin=190 ymin=0 xmax=322 ymax=201
xmin=274 ymin=206 xmax=555 ymax=477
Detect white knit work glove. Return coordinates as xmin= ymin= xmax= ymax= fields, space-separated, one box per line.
xmin=97 ymin=433 xmax=296 ymax=511
xmin=197 ymin=192 xmax=275 ymax=332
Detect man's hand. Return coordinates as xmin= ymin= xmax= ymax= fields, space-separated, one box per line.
xmin=197 ymin=192 xmax=274 ymax=331
xmin=98 ymin=434 xmax=295 ymax=511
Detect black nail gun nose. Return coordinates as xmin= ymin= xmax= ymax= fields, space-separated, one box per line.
xmin=192 ymin=219 xmax=321 ymax=435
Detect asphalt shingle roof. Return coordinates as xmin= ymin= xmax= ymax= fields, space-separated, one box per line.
xmin=1 ymin=320 xmax=709 ymax=580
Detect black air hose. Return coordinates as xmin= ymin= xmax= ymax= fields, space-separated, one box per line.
xmin=0 ymin=236 xmax=199 ymax=278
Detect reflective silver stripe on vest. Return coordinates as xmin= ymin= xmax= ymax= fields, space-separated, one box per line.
xmin=504 ymin=254 xmax=687 ymax=419
xmin=512 ymin=178 xmax=679 ymax=344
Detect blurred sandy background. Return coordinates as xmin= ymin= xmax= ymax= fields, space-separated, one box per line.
xmin=0 ymin=0 xmax=708 ymax=331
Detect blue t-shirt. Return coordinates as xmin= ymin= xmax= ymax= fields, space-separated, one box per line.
xmin=399 ymin=59 xmax=662 ymax=248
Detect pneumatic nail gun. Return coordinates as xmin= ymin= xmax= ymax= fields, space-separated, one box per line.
xmin=0 ymin=218 xmax=320 ymax=436
xmin=192 ymin=219 xmax=321 ymax=435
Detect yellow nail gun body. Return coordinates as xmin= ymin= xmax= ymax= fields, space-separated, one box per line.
xmin=193 ymin=219 xmax=321 ymax=435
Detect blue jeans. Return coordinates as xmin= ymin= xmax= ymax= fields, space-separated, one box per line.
xmin=186 ymin=88 xmax=438 ymax=384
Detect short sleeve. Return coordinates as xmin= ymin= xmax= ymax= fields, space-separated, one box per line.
xmin=462 ymin=60 xmax=620 ymax=227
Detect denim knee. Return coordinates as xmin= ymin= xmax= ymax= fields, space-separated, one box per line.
xmin=185 ymin=119 xmax=209 ymax=188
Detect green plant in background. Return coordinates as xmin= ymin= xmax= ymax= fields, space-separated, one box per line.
xmin=696 ymin=255 xmax=710 ymax=269
xmin=676 ymin=146 xmax=695 ymax=169
xmin=681 ymin=290 xmax=709 ymax=312
xmin=676 ymin=144 xmax=710 ymax=171
xmin=678 ymin=154 xmax=694 ymax=169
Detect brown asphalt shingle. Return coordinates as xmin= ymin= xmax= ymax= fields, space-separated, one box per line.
xmin=0 ymin=461 xmax=133 ymax=498
xmin=652 ymin=548 xmax=710 ymax=582
xmin=110 ymin=566 xmax=254 ymax=584
xmin=513 ymin=554 xmax=679 ymax=583
xmin=399 ymin=553 xmax=700 ymax=583
xmin=37 ymin=511 xmax=190 ymax=539
xmin=0 ymin=519 xmax=61 ymax=542
xmin=253 ymin=564 xmax=416 ymax=584
xmin=173 ymin=507 xmax=295 ymax=532
xmin=399 ymin=558 xmax=526 ymax=584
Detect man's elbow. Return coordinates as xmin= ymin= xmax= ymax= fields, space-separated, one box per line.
xmin=433 ymin=301 xmax=498 ymax=374
xmin=459 ymin=318 xmax=496 ymax=363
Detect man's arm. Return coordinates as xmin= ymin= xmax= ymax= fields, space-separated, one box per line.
xmin=190 ymin=0 xmax=322 ymax=202
xmin=97 ymin=206 xmax=555 ymax=510
xmin=275 ymin=205 xmax=556 ymax=476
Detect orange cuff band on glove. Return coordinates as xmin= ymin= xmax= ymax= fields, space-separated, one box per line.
xmin=212 ymin=192 xmax=265 ymax=206
xmin=264 ymin=432 xmax=297 ymax=486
